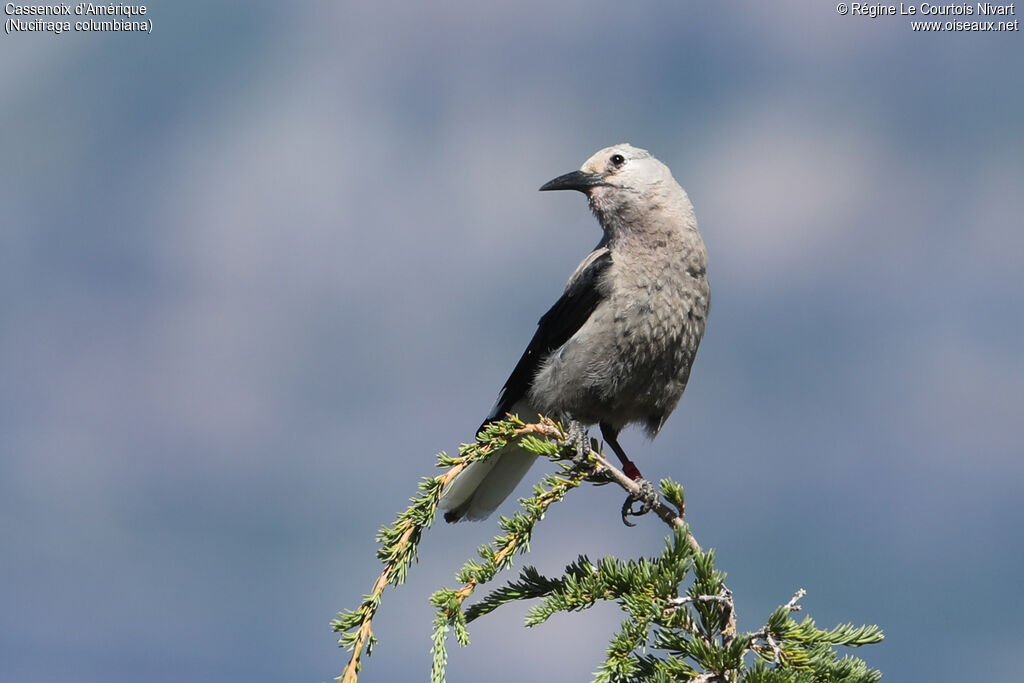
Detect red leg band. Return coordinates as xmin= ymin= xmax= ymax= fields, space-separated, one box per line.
xmin=623 ymin=461 xmax=642 ymax=481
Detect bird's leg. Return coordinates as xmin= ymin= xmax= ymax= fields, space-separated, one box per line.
xmin=563 ymin=418 xmax=591 ymax=467
xmin=600 ymin=423 xmax=660 ymax=526
xmin=599 ymin=423 xmax=643 ymax=480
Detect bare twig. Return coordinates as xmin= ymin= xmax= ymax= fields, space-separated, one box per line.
xmin=666 ymin=592 xmax=733 ymax=611
xmin=591 ymin=449 xmax=697 ymax=545
xmin=690 ymin=673 xmax=727 ymax=683
xmin=524 ymin=420 xmax=699 ymax=546
xmin=764 ymin=630 xmax=783 ymax=665
xmin=783 ymin=588 xmax=807 ymax=612
xmin=750 ymin=588 xmax=807 ymax=666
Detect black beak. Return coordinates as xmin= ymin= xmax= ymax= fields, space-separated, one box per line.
xmin=539 ymin=170 xmax=608 ymax=193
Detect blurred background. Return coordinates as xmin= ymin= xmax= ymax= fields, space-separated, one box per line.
xmin=2 ymin=2 xmax=1022 ymax=681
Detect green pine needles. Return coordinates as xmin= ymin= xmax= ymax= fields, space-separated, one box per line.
xmin=334 ymin=418 xmax=883 ymax=682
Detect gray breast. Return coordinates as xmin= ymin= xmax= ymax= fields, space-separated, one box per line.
xmin=529 ymin=244 xmax=709 ymax=435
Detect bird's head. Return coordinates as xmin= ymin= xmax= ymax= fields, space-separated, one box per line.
xmin=539 ymin=143 xmax=679 ymax=219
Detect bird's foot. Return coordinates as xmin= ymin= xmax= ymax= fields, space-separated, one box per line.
xmin=563 ymin=419 xmax=591 ymax=467
xmin=621 ymin=478 xmax=659 ymax=527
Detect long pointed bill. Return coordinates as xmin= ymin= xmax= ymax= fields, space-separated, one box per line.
xmin=539 ymin=170 xmax=608 ymax=192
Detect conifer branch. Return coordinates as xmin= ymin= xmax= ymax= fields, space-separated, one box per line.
xmin=335 ymin=418 xmax=883 ymax=682
xmin=506 ymin=420 xmax=701 ymax=547
xmin=333 ymin=417 xmax=540 ymax=682
xmin=430 ymin=440 xmax=593 ymax=682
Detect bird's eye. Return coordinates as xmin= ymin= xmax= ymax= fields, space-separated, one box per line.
xmin=610 ymin=154 xmax=625 ymax=167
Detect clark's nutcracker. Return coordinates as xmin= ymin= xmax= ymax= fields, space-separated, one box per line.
xmin=441 ymin=143 xmax=709 ymax=523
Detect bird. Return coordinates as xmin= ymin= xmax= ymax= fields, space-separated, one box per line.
xmin=440 ymin=143 xmax=710 ymax=524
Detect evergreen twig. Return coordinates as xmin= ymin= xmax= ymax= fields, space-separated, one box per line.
xmin=335 ymin=418 xmax=884 ymax=682
xmin=429 ymin=445 xmax=592 ymax=682
xmin=332 ymin=417 xmax=540 ymax=682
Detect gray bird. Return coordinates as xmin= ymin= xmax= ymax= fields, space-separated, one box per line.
xmin=441 ymin=143 xmax=710 ymax=523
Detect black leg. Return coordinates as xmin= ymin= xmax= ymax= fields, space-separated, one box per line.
xmin=600 ymin=422 xmax=657 ymax=526
xmin=599 ymin=422 xmax=629 ymax=466
xmin=600 ymin=422 xmax=643 ymax=480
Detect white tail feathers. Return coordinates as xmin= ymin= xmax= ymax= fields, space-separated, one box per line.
xmin=440 ymin=443 xmax=539 ymax=522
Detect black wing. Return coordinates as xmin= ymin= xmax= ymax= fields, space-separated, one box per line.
xmin=480 ymin=247 xmax=613 ymax=431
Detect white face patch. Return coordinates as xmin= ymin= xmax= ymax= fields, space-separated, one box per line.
xmin=587 ymin=185 xmax=617 ymax=214
xmin=581 ymin=145 xmax=632 ymax=175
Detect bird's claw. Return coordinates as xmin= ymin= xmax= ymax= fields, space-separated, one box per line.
xmin=563 ymin=419 xmax=591 ymax=467
xmin=621 ymin=478 xmax=659 ymax=527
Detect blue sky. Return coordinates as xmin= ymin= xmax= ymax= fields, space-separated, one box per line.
xmin=2 ymin=2 xmax=1022 ymax=681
